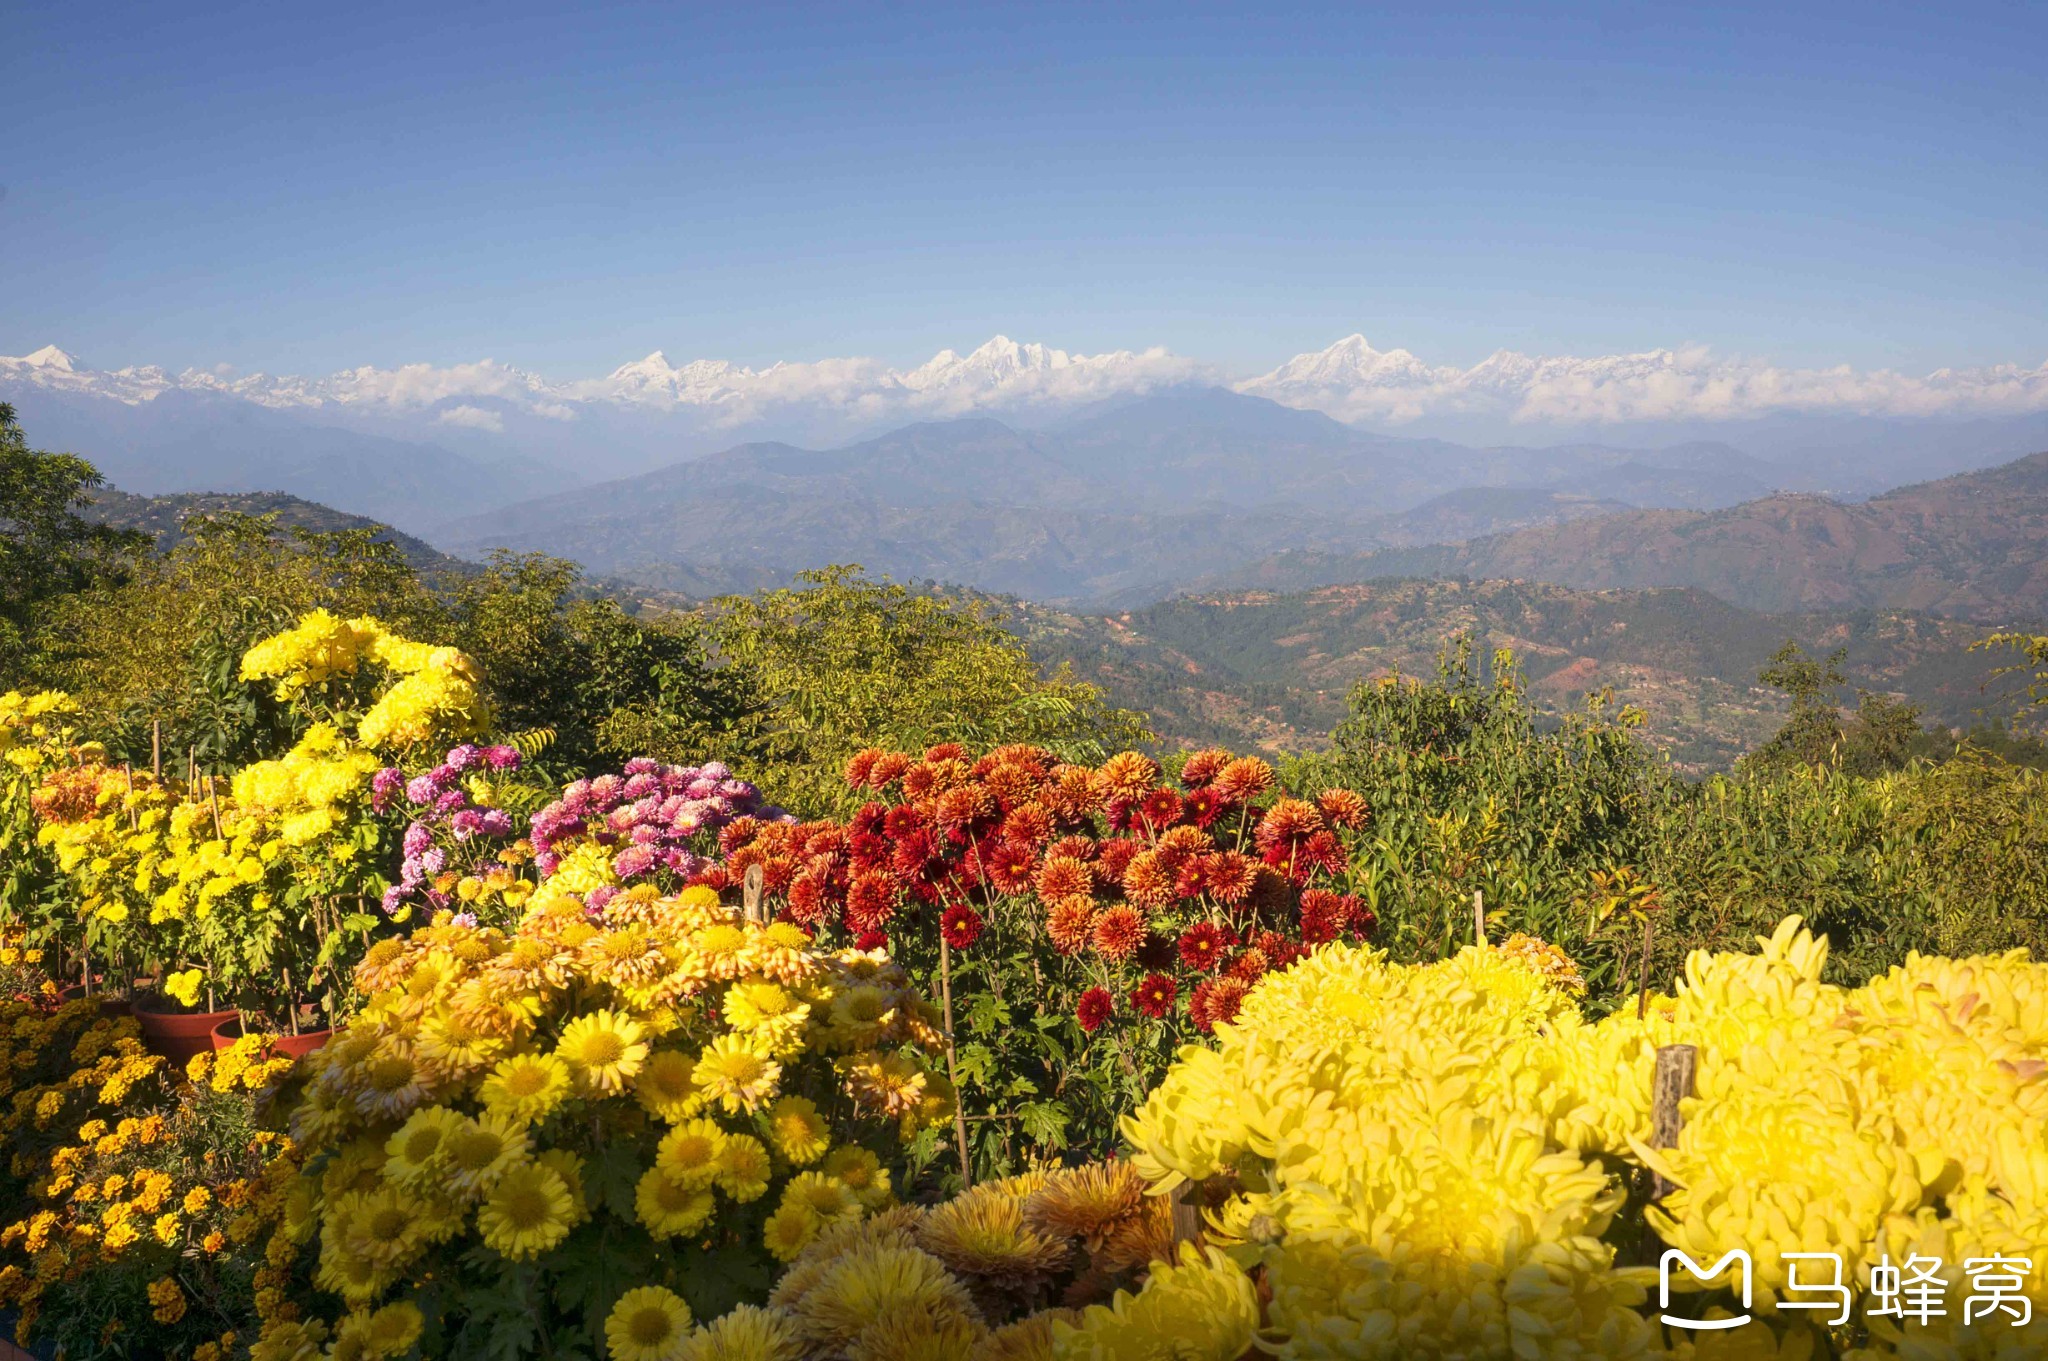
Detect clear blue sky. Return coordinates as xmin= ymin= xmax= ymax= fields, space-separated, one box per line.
xmin=5 ymin=0 xmax=2044 ymax=377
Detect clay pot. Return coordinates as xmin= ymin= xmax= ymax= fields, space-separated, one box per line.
xmin=132 ymin=997 xmax=238 ymax=1065
xmin=55 ymin=982 xmax=131 ymax=1019
xmin=209 ymin=1015 xmax=332 ymax=1060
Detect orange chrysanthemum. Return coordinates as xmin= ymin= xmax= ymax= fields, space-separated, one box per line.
xmin=1090 ymin=906 xmax=1146 ymax=962
xmin=1035 ymin=855 xmax=1094 ymax=902
xmin=1254 ymin=798 xmax=1325 ymax=853
xmin=1209 ymin=756 xmax=1275 ymax=804
xmin=1045 ymin=898 xmax=1096 ymax=955
xmin=1095 ymin=752 xmax=1160 ymax=804
xmin=1316 ymin=787 xmax=1369 ymax=830
xmin=1176 ymin=748 xmax=1234 ymax=789
xmin=1201 ymin=851 xmax=1259 ymax=905
xmin=1120 ymin=851 xmax=1178 ymax=909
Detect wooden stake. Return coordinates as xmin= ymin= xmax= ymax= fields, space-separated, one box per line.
xmin=282 ymin=967 xmax=300 ymax=1035
xmin=1650 ymin=1044 xmax=1697 ymax=1199
xmin=150 ymin=720 xmax=161 ymax=781
xmin=208 ymin=777 xmax=225 ymax=839
xmin=187 ymin=747 xmax=196 ymax=788
xmin=937 ymin=932 xmax=973 ymax=1189
xmin=742 ymin=864 xmax=766 ymax=924
xmin=1169 ymin=1179 xmax=1203 ymax=1247
xmin=1472 ymin=889 xmax=1486 ymax=948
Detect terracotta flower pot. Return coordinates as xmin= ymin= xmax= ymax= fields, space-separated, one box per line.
xmin=210 ymin=1015 xmax=332 ymax=1060
xmin=55 ymin=982 xmax=131 ymax=1019
xmin=133 ymin=997 xmax=238 ymax=1066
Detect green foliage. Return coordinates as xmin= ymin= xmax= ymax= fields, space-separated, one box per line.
xmin=0 ymin=404 xmax=145 ymax=689
xmin=42 ymin=511 xmax=440 ymax=769
xmin=706 ymin=566 xmax=1149 ymax=814
xmin=448 ymin=552 xmax=755 ymax=777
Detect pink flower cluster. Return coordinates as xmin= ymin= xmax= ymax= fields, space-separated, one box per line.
xmin=530 ymin=758 xmax=779 ymax=890
xmin=375 ymin=743 xmax=521 ymax=917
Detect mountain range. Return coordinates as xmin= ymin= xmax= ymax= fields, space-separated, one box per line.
xmin=1196 ymin=451 xmax=2048 ymax=623
xmin=8 ymin=335 xmax=2048 ymax=536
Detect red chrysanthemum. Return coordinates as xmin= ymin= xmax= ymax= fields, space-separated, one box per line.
xmin=1297 ymin=829 xmax=1346 ymax=878
xmin=1188 ymin=976 xmax=1249 ymax=1033
xmin=719 ymin=816 xmax=763 ymax=855
xmin=850 ymin=801 xmax=888 ymax=839
xmin=1000 ymin=803 xmax=1054 ymax=848
xmin=1035 ymin=854 xmax=1095 ymax=902
xmin=1209 ymin=756 xmax=1275 ymax=805
xmin=1347 ymin=897 xmax=1378 ymax=940
xmin=980 ymin=838 xmax=1038 ymax=895
xmin=940 ymin=904 xmax=985 ymax=951
xmin=1298 ymin=888 xmax=1347 ymax=944
xmin=1138 ymin=788 xmax=1184 ymax=830
xmin=1253 ymin=929 xmax=1306 ymax=971
xmin=847 ymin=831 xmax=892 ymax=871
xmin=882 ymin=805 xmax=925 ymax=839
xmin=1046 ymin=897 xmax=1096 ymax=955
xmin=900 ymin=764 xmax=939 ymax=800
xmin=1173 ymin=859 xmax=1208 ymax=900
xmin=1095 ymin=837 xmax=1144 ymax=883
xmin=1177 ymin=748 xmax=1233 ymax=789
xmin=869 ymin=752 xmax=912 ymax=786
xmin=891 ymin=828 xmax=941 ymax=878
xmin=845 ymin=870 xmax=902 ymax=934
xmin=1180 ymin=787 xmax=1224 ymax=828
xmin=933 ymin=783 xmax=994 ymax=830
xmin=1201 ymin=851 xmax=1260 ymax=905
xmin=846 ymin=748 xmax=884 ymax=788
xmin=1131 ymin=973 xmax=1177 ymax=1019
xmin=853 ymin=928 xmax=890 ymax=952
xmin=759 ymin=855 xmax=799 ymax=893
xmin=924 ymin=742 xmax=969 ymax=764
xmin=987 ymin=743 xmax=1051 ymax=779
xmin=1047 ymin=834 xmax=1096 ymax=863
xmin=1254 ymin=798 xmax=1326 ymax=854
xmin=1316 ymin=787 xmax=1369 ymax=830
xmin=1091 ymin=905 xmax=1146 ymax=961
xmin=1227 ymin=947 xmax=1269 ymax=985
xmin=787 ymin=872 xmax=832 ymax=926
xmin=1076 ymin=987 xmax=1114 ymax=1034
xmin=1178 ymin=921 xmax=1235 ymax=972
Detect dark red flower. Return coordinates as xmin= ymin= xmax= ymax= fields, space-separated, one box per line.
xmin=1177 ymin=921 xmax=1235 ymax=972
xmin=1096 ymin=837 xmax=1144 ymax=883
xmin=850 ymin=801 xmax=889 ymax=839
xmin=1188 ymin=976 xmax=1248 ymax=1033
xmin=1138 ymin=788 xmax=1184 ymax=829
xmin=1346 ymin=897 xmax=1378 ymax=940
xmin=981 ymin=838 xmax=1038 ymax=895
xmin=1298 ymin=888 xmax=1346 ymax=944
xmin=1181 ymin=787 xmax=1224 ymax=828
xmin=853 ymin=928 xmax=890 ymax=952
xmin=940 ymin=904 xmax=985 ymax=951
xmin=1131 ymin=973 xmax=1178 ymax=1018
xmin=1202 ymin=851 xmax=1259 ymax=905
xmin=845 ymin=870 xmax=902 ymax=934
xmin=1000 ymin=803 xmax=1054 ymax=848
xmin=1227 ymin=947 xmax=1269 ymax=985
xmin=1047 ymin=835 xmax=1097 ymax=863
xmin=846 ymin=749 xmax=883 ymax=788
xmin=1076 ymin=986 xmax=1114 ymax=1034
xmin=891 ymin=828 xmax=941 ymax=877
xmin=1177 ymin=748 xmax=1232 ymax=788
xmin=848 ymin=831 xmax=892 ymax=870
xmin=882 ymin=805 xmax=925 ymax=839
xmin=787 ymin=873 xmax=832 ymax=926
xmin=1135 ymin=931 xmax=1177 ymax=972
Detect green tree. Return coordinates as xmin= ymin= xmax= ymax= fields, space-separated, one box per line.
xmin=0 ymin=404 xmax=144 ymax=686
xmin=449 ymin=551 xmax=757 ymax=775
xmin=706 ymin=566 xmax=1150 ymax=816
xmin=45 ymin=511 xmax=441 ymax=768
xmin=1746 ymin=640 xmax=1847 ymax=770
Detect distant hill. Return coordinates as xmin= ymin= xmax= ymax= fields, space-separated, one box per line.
xmin=432 ymin=390 xmax=1785 ymax=604
xmin=1190 ymin=450 xmax=2048 ymax=623
xmin=1018 ymin=577 xmax=2034 ymax=771
xmin=83 ymin=488 xmax=473 ymax=577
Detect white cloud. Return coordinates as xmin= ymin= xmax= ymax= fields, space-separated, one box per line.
xmin=6 ymin=334 xmax=2047 ymax=431
xmin=435 ymin=404 xmax=504 ymax=432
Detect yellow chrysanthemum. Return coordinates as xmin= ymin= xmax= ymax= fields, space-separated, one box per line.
xmin=763 ymin=1199 xmax=821 ymax=1263
xmin=477 ymin=1160 xmax=576 ymax=1259
xmin=764 ymin=1095 xmax=831 ymax=1165
xmin=635 ymin=1164 xmax=717 ymax=1240
xmin=479 ymin=1051 xmax=572 ymax=1124
xmin=607 ymin=1285 xmax=693 ymax=1361
xmin=556 ymin=1009 xmax=649 ymax=1094
xmin=441 ymin=1111 xmax=530 ymax=1195
xmin=714 ymin=1133 xmax=773 ymax=1204
xmin=384 ymin=1105 xmax=466 ymax=1189
xmin=694 ymin=1033 xmax=782 ymax=1114
xmin=655 ymin=1118 xmax=729 ymax=1188
xmin=675 ymin=1303 xmax=802 ymax=1361
xmin=634 ymin=1048 xmax=703 ymax=1124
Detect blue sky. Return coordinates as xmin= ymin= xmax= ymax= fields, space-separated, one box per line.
xmin=5 ymin=0 xmax=2044 ymax=377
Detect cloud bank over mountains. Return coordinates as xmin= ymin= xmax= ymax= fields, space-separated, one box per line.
xmin=6 ymin=334 xmax=2045 ymax=436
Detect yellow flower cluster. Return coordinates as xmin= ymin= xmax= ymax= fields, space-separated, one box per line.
xmin=0 ymin=689 xmax=76 ymax=778
xmin=1098 ymin=920 xmax=2048 ymax=1359
xmin=237 ymin=609 xmax=488 ymax=753
xmin=258 ymin=883 xmax=953 ymax=1353
xmin=684 ymin=1161 xmax=1179 ymax=1361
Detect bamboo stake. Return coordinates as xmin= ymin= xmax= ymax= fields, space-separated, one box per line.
xmin=1472 ymin=889 xmax=1485 ymax=948
xmin=122 ymin=765 xmax=137 ymax=830
xmin=150 ymin=720 xmax=161 ymax=781
xmin=187 ymin=746 xmax=196 ymax=789
xmin=282 ymin=966 xmax=300 ymax=1035
xmin=208 ymin=776 xmax=224 ymax=839
xmin=937 ymin=932 xmax=973 ymax=1189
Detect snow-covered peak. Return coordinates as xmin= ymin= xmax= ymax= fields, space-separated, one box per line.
xmin=17 ymin=345 xmax=79 ymax=372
